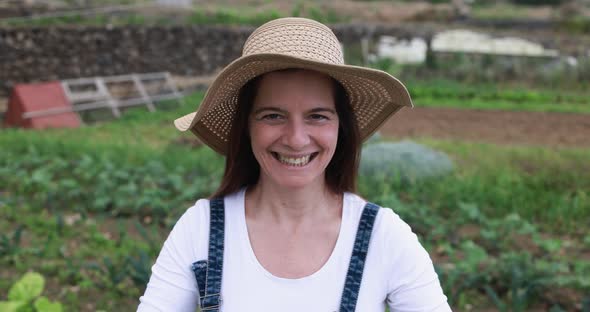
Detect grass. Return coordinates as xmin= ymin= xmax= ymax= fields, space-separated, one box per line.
xmin=471 ymin=3 xmax=590 ymax=35
xmin=3 ymin=127 xmax=588 ymax=232
xmin=3 ymin=92 xmax=203 ymax=150
xmin=0 ymin=4 xmax=348 ymax=27
xmin=362 ymin=57 xmax=590 ymax=112
xmin=2 ymin=89 xmax=589 ymax=229
xmin=187 ymin=8 xmax=284 ymax=26
xmin=0 ymin=13 xmax=146 ymax=27
xmin=1 ymin=88 xmax=589 ymax=310
xmin=3 ymin=0 xmax=587 ymax=34
xmin=406 ymin=79 xmax=590 ymax=113
xmin=470 ymin=2 xmax=548 ymax=21
xmin=396 ymin=138 xmax=590 ymax=230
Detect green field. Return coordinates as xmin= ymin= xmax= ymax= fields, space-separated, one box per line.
xmin=0 ymin=4 xmax=345 ymax=27
xmin=2 ymin=0 xmax=589 ymax=309
xmin=1 ymin=89 xmax=589 ymax=311
xmin=407 ymin=80 xmax=590 ymax=113
xmin=2 ymin=1 xmax=589 ymax=36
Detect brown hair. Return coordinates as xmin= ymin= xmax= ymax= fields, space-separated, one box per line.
xmin=210 ymin=70 xmax=361 ymax=198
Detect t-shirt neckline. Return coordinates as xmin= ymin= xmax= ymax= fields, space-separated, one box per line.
xmin=235 ymin=187 xmax=349 ymax=283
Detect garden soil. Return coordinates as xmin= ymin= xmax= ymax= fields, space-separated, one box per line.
xmin=380 ymin=107 xmax=590 ymax=148
xmin=2 ymin=94 xmax=589 ymax=147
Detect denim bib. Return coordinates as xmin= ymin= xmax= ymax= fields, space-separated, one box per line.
xmin=192 ymin=197 xmax=380 ymax=312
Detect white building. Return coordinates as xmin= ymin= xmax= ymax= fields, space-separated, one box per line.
xmin=155 ymin=0 xmax=192 ymax=8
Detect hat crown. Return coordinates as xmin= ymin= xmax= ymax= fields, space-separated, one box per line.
xmin=243 ymin=17 xmax=344 ymax=65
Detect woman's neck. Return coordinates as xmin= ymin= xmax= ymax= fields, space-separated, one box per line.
xmin=245 ymin=180 xmax=342 ymax=227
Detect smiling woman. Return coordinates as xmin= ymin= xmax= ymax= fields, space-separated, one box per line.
xmin=248 ymin=70 xmax=340 ymax=190
xmin=138 ymin=17 xmax=451 ymax=312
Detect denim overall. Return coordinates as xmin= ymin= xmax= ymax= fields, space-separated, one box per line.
xmin=191 ymin=197 xmax=380 ymax=312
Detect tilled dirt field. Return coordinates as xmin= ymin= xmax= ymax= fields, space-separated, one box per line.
xmin=380 ymin=107 xmax=590 ymax=148
xmin=3 ymin=92 xmax=589 ymax=148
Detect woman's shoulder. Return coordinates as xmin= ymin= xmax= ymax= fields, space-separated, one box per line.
xmin=170 ymin=198 xmax=211 ymax=235
xmin=181 ymin=198 xmax=211 ymax=224
xmin=373 ymin=206 xmax=420 ymax=254
xmin=345 ymin=193 xmax=423 ymax=254
xmin=178 ymin=188 xmax=244 ymax=228
xmin=344 ymin=193 xmax=410 ymax=232
xmin=162 ymin=197 xmax=216 ymax=263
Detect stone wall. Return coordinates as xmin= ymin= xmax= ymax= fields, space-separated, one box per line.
xmin=0 ymin=24 xmax=433 ymax=95
xmin=0 ymin=23 xmax=582 ymax=96
xmin=0 ymin=25 xmax=250 ymax=95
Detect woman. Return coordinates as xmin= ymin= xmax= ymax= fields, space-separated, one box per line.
xmin=138 ymin=17 xmax=450 ymax=311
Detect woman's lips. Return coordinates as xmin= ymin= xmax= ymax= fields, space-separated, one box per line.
xmin=271 ymin=152 xmax=319 ymax=167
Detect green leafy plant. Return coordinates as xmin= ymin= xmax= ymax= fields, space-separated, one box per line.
xmin=87 ymin=257 xmax=128 ymax=291
xmin=127 ymin=250 xmax=153 ymax=288
xmin=484 ymin=255 xmax=550 ymax=311
xmin=1 ymin=86 xmax=589 ymax=310
xmin=0 ymin=226 xmax=23 ymax=259
xmin=0 ymin=272 xmax=63 ymax=312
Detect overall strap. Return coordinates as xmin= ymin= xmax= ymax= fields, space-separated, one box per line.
xmin=339 ymin=202 xmax=380 ymax=312
xmin=202 ymin=197 xmax=225 ymax=311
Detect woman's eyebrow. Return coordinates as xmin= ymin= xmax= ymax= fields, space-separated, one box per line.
xmin=252 ymin=107 xmax=336 ymax=114
xmin=309 ymin=107 xmax=337 ymax=114
xmin=252 ymin=107 xmax=286 ymax=114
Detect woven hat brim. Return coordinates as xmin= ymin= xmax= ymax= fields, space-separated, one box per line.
xmin=175 ymin=53 xmax=413 ymax=155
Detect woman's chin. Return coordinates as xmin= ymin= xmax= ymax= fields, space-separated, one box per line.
xmin=262 ymin=174 xmax=324 ymax=191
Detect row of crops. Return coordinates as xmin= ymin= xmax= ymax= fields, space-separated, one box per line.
xmin=1 ymin=98 xmax=589 ymax=309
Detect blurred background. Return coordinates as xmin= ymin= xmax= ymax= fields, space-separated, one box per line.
xmin=1 ymin=0 xmax=589 ymax=311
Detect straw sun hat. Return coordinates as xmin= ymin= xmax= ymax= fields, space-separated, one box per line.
xmin=174 ymin=17 xmax=413 ymax=155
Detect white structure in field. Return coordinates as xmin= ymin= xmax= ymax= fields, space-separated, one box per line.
xmin=432 ymin=29 xmax=558 ymax=57
xmin=156 ymin=0 xmax=192 ymax=8
xmin=375 ymin=29 xmax=559 ymax=64
xmin=377 ymin=37 xmax=428 ymax=64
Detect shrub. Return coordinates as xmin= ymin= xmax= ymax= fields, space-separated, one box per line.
xmin=359 ymin=140 xmax=455 ymax=184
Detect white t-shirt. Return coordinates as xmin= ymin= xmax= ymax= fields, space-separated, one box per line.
xmin=138 ymin=189 xmax=451 ymax=311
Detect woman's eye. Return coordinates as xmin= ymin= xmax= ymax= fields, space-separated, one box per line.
xmin=309 ymin=114 xmax=329 ymax=121
xmin=261 ymin=113 xmax=283 ymax=120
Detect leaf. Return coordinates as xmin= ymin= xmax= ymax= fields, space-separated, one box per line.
xmin=8 ymin=272 xmax=45 ymax=301
xmin=0 ymin=301 xmax=26 ymax=312
xmin=484 ymin=285 xmax=507 ymax=312
xmin=33 ymin=296 xmax=63 ymax=312
xmin=17 ymin=304 xmax=35 ymax=312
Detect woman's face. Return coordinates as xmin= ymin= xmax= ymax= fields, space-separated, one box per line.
xmin=249 ymin=70 xmax=339 ymax=190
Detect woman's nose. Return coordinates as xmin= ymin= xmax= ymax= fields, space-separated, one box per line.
xmin=282 ymin=118 xmax=310 ymax=149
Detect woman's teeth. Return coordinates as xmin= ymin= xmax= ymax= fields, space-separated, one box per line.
xmin=277 ymin=154 xmax=312 ymax=166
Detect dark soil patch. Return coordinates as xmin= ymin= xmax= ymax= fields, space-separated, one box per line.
xmin=380 ymin=107 xmax=590 ymax=148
